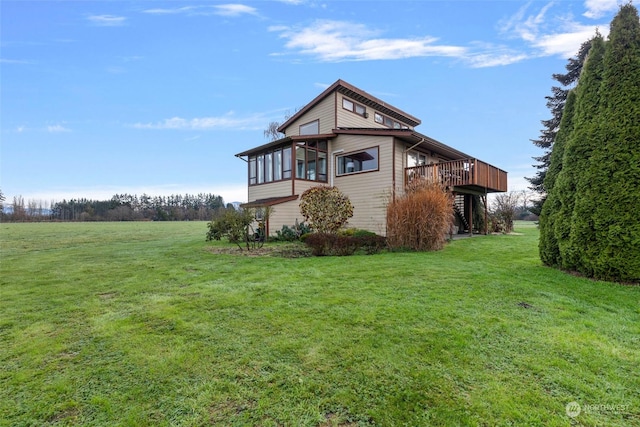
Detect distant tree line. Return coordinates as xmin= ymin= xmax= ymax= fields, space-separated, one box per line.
xmin=1 ymin=192 xmax=232 ymax=222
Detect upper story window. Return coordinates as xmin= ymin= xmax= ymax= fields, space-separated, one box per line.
xmin=299 ymin=120 xmax=319 ymax=135
xmin=374 ymin=112 xmax=409 ymax=130
xmin=342 ymin=98 xmax=367 ymax=117
xmin=336 ymin=147 xmax=379 ymax=176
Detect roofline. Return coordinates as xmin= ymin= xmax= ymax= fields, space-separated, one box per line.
xmin=277 ymin=79 xmax=421 ymax=132
xmin=332 ymin=128 xmax=472 ymax=160
xmin=235 ymin=133 xmax=337 ymax=157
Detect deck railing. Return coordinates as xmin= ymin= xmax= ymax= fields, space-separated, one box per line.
xmin=405 ymin=158 xmax=507 ymax=193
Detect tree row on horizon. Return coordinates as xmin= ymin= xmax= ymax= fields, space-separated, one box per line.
xmin=2 ymin=192 xmax=233 ymax=222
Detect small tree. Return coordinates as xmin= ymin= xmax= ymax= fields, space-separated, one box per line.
xmin=299 ymin=186 xmax=353 ymax=234
xmin=386 ymin=180 xmax=453 ymax=251
xmin=206 ymin=208 xmax=264 ymax=250
xmin=490 ymin=191 xmax=520 ymax=234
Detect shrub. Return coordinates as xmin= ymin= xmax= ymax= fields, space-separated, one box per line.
xmin=303 ymin=232 xmax=386 ymax=256
xmin=386 ymin=180 xmax=453 ymax=251
xmin=299 ymin=186 xmax=353 ymax=234
xmin=273 ymin=221 xmax=311 ymax=242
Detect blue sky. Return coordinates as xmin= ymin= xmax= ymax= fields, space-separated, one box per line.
xmin=1 ymin=0 xmax=620 ymax=205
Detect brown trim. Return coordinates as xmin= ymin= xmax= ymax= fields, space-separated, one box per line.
xmin=242 ymin=195 xmax=299 ymax=208
xmin=235 ymin=134 xmax=336 ymax=157
xmin=334 ymin=128 xmax=472 ymax=160
xmin=299 ymin=119 xmax=319 ymax=135
xmin=335 ymin=145 xmax=380 ymax=177
xmin=277 ymin=79 xmax=420 ymax=133
xmin=342 ymin=96 xmax=367 ymax=117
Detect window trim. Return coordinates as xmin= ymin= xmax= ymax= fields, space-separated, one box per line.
xmin=342 ymin=97 xmax=367 ymax=118
xmin=249 ymin=141 xmax=328 ymax=186
xmin=299 ymin=119 xmax=319 ymax=136
xmin=374 ymin=111 xmax=408 ymax=129
xmin=335 ymin=146 xmax=380 ymax=177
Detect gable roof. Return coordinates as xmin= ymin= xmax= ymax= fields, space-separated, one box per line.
xmin=277 ymin=79 xmax=421 ymax=133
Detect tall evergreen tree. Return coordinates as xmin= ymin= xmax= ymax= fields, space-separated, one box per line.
xmin=552 ymin=34 xmax=606 ymax=270
xmin=570 ymin=4 xmax=640 ymax=282
xmin=527 ymin=40 xmax=592 ymax=215
xmin=538 ymin=90 xmax=577 ymax=266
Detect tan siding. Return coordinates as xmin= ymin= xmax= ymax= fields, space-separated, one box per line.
xmin=248 ymin=180 xmax=292 ymax=202
xmin=332 ymin=135 xmax=394 ymax=235
xmin=336 ymin=95 xmax=378 ymax=128
xmin=285 ymin=94 xmax=335 ymax=136
xmin=394 ymin=139 xmax=406 ymax=197
xmin=266 ymin=199 xmax=303 ymax=235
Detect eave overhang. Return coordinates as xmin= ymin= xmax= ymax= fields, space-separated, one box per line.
xmin=235 ymin=133 xmax=337 ymax=158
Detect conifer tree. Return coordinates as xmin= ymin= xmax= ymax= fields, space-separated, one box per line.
xmin=552 ymin=34 xmax=606 ymax=270
xmin=570 ymin=4 xmax=640 ymax=281
xmin=527 ymin=40 xmax=592 ymax=215
xmin=538 ymin=91 xmax=577 ymax=266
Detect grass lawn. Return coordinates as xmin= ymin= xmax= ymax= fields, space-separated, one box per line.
xmin=1 ymin=221 xmax=638 ymax=426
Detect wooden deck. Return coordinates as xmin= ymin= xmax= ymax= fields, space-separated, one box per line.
xmin=405 ymin=159 xmax=507 ymax=193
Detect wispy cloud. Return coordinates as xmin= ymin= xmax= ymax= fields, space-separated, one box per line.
xmin=87 ymin=14 xmax=127 ymax=27
xmin=270 ymin=20 xmax=465 ymax=62
xmin=47 ymin=125 xmax=71 ymax=133
xmin=133 ymin=111 xmax=267 ymax=130
xmin=0 ymin=58 xmax=34 ymax=65
xmin=500 ymin=2 xmax=611 ymax=58
xmin=583 ymin=0 xmax=619 ymax=19
xmin=215 ymin=4 xmax=258 ymax=17
xmin=143 ymin=4 xmax=257 ymax=17
xmin=269 ymin=20 xmax=527 ymax=68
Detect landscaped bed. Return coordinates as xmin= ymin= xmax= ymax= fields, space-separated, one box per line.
xmin=1 ymin=221 xmax=638 ymax=426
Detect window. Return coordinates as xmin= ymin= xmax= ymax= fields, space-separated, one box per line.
xmin=265 ymin=152 xmax=273 ymax=182
xmin=295 ymin=141 xmax=328 ymax=182
xmin=273 ymin=149 xmax=282 ymax=181
xmin=407 ymin=151 xmax=427 ymax=167
xmin=336 ymin=147 xmax=379 ymax=176
xmin=343 ymin=97 xmax=367 ymax=117
xmin=248 ymin=141 xmax=326 ymax=185
xmin=283 ymin=147 xmax=292 ymax=179
xmin=296 ymin=145 xmax=306 ymax=178
xmin=375 ymin=111 xmax=405 ymax=129
xmin=300 ymin=120 xmax=319 ymax=135
xmin=249 ymin=156 xmax=257 ymax=185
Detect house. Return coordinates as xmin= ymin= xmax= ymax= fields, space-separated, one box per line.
xmin=235 ymin=79 xmax=507 ymax=236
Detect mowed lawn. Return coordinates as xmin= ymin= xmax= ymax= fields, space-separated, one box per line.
xmin=1 ymin=221 xmax=638 ymax=426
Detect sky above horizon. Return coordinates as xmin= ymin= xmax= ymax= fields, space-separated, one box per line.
xmin=1 ymin=0 xmax=621 ymax=206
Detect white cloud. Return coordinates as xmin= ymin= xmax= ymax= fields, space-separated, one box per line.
xmin=583 ymin=0 xmax=619 ymax=19
xmin=533 ymin=23 xmax=606 ymax=58
xmin=500 ymin=2 xmax=611 ymax=59
xmin=47 ymin=125 xmax=71 ymax=133
xmin=87 ymin=15 xmax=127 ymax=26
xmin=270 ymin=20 xmax=466 ymax=62
xmin=214 ymin=4 xmax=258 ymax=17
xmin=270 ymin=19 xmax=530 ymax=68
xmin=143 ymin=4 xmax=257 ymax=17
xmin=133 ymin=112 xmax=266 ymax=130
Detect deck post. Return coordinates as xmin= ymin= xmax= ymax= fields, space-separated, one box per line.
xmin=468 ymin=194 xmax=473 ymax=236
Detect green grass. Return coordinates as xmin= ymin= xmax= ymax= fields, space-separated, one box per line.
xmin=1 ymin=221 xmax=638 ymax=426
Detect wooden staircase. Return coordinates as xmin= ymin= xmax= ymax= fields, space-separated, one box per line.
xmin=453 ymin=194 xmax=469 ymax=233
